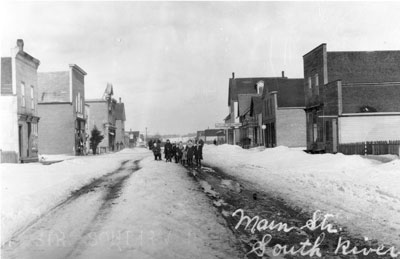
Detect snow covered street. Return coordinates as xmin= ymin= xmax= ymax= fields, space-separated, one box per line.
xmin=1 ymin=146 xmax=400 ymax=258
xmin=1 ymin=149 xmax=240 ymax=259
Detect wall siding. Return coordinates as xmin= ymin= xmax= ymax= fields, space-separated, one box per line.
xmin=276 ymin=109 xmax=307 ymax=147
xmin=339 ymin=115 xmax=400 ymax=143
xmin=38 ymin=104 xmax=74 ymax=154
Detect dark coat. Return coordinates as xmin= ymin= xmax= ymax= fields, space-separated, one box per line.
xmin=186 ymin=146 xmax=195 ymax=158
xmin=164 ymin=142 xmax=173 ymax=154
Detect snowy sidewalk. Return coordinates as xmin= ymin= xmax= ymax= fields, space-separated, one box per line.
xmin=203 ymin=144 xmax=400 ymax=248
xmin=74 ymin=157 xmax=240 ymax=259
xmin=1 ymin=149 xmax=149 ymax=244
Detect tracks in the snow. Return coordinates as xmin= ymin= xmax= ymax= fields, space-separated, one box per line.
xmin=186 ymin=164 xmax=394 ymax=259
xmin=2 ymin=159 xmax=141 ymax=259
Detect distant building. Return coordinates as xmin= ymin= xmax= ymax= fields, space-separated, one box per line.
xmin=204 ymin=129 xmax=226 ymax=144
xmin=115 ymin=98 xmax=126 ymax=150
xmin=196 ymin=131 xmax=205 ymax=142
xmin=0 ymin=40 xmax=40 ymax=163
xmin=86 ymin=84 xmax=117 ymax=153
xmin=303 ymin=44 xmax=400 ymax=153
xmin=126 ymin=130 xmax=139 ymax=147
xmin=37 ymin=64 xmax=87 ymax=155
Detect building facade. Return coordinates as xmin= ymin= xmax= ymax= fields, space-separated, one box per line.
xmin=0 ymin=40 xmax=40 ymax=163
xmin=261 ymin=78 xmax=306 ymax=148
xmin=37 ymin=64 xmax=87 ymax=155
xmin=115 ymin=98 xmax=126 ymax=150
xmin=303 ymin=44 xmax=400 ymax=153
xmin=86 ymin=84 xmax=117 ymax=153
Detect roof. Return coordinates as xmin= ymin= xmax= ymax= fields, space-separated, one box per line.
xmin=238 ymin=94 xmax=259 ymax=116
xmin=228 ymin=77 xmax=264 ymax=106
xmin=261 ymin=78 xmax=305 ymax=107
xmin=85 ymin=99 xmax=107 ymax=103
xmin=204 ymin=129 xmax=225 ymax=137
xmin=103 ymin=83 xmax=114 ymax=100
xmin=115 ymin=102 xmax=126 ymax=121
xmin=250 ymin=96 xmax=263 ymax=116
xmin=16 ymin=50 xmax=40 ymax=68
xmin=69 ymin=64 xmax=87 ymax=76
xmin=224 ymin=114 xmax=231 ymax=121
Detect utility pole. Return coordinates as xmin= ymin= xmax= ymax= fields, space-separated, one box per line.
xmin=145 ymin=127 xmax=147 ymax=144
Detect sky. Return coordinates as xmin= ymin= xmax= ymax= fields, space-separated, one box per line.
xmin=1 ymin=1 xmax=400 ymax=135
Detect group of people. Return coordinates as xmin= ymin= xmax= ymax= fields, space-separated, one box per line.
xmin=148 ymin=139 xmax=204 ymax=167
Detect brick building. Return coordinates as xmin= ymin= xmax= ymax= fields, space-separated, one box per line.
xmin=303 ymin=44 xmax=400 ymax=153
xmin=0 ymin=40 xmax=40 ymax=163
xmin=261 ymin=77 xmax=305 ymax=148
xmin=37 ymin=64 xmax=87 ymax=155
xmin=86 ymin=83 xmax=117 ymax=153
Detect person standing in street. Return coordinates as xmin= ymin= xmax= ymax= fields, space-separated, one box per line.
xmin=164 ymin=139 xmax=173 ymax=162
xmin=196 ymin=139 xmax=204 ymax=167
xmin=186 ymin=140 xmax=195 ymax=167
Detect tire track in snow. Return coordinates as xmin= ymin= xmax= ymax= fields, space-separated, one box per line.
xmin=186 ymin=164 xmax=395 ymax=259
xmin=1 ymin=159 xmax=141 ymax=259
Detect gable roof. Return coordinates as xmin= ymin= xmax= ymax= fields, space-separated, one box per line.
xmin=250 ymin=96 xmax=263 ymax=116
xmin=228 ymin=77 xmax=265 ymax=106
xmin=262 ymin=78 xmax=305 ymax=107
xmin=238 ymin=93 xmax=260 ymax=116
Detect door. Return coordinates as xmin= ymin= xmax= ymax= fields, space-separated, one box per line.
xmin=19 ymin=125 xmax=23 ymax=158
xmin=332 ymin=119 xmax=338 ymax=153
xmin=27 ymin=122 xmax=31 ymax=157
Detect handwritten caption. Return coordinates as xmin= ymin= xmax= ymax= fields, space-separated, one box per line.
xmin=232 ymin=209 xmax=399 ymax=258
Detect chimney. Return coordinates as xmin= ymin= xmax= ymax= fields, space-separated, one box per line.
xmin=17 ymin=39 xmax=24 ymax=51
xmin=232 ymin=72 xmax=235 ymax=79
xmin=281 ymin=71 xmax=285 ymax=78
xmin=119 ymin=97 xmax=121 ymax=103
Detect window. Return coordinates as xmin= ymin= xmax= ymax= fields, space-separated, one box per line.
xmin=308 ymin=77 xmax=312 ymax=89
xmin=21 ymin=82 xmax=25 ymax=107
xmin=31 ymin=86 xmax=34 ymax=110
xmin=314 ymin=74 xmax=319 ymax=87
xmin=78 ymin=92 xmax=81 ymax=113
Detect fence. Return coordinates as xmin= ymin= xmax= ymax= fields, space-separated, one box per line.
xmin=338 ymin=140 xmax=400 ymax=156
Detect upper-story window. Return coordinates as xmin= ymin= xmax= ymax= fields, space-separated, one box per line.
xmin=256 ymin=81 xmax=264 ymax=95
xmin=308 ymin=77 xmax=312 ymax=89
xmin=30 ymin=85 xmax=34 ymax=110
xmin=314 ymin=74 xmax=319 ymax=87
xmin=21 ymin=82 xmax=26 ymax=107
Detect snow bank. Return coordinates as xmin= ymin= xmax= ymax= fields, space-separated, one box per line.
xmin=203 ymin=144 xmax=400 ymax=247
xmin=0 ymin=148 xmax=150 ymax=244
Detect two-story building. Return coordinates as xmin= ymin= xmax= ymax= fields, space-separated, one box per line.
xmin=261 ymin=77 xmax=305 ymax=148
xmin=227 ymin=72 xmax=305 ymax=148
xmin=225 ymin=73 xmax=265 ymax=145
xmin=0 ymin=39 xmax=40 ymax=163
xmin=38 ymin=64 xmax=87 ymax=155
xmin=86 ymin=83 xmax=117 ymax=153
xmin=303 ymin=44 xmax=400 ymax=153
